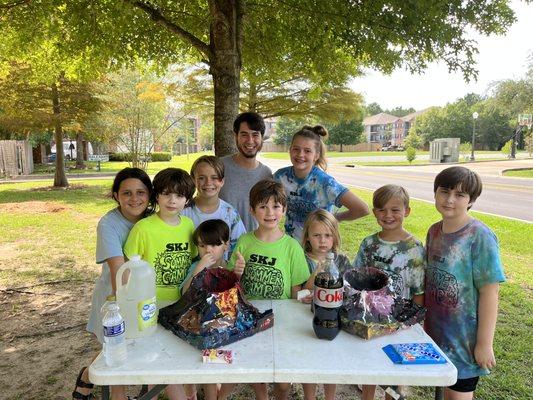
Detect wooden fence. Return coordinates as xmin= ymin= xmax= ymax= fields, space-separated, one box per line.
xmin=0 ymin=140 xmax=34 ymax=178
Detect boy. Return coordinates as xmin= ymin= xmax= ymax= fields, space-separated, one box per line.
xmin=124 ymin=168 xmax=197 ymax=400
xmin=353 ymin=184 xmax=425 ymax=400
xmin=182 ymin=155 xmax=246 ymax=260
xmin=124 ymin=167 xmax=197 ymax=303
xmin=425 ymin=166 xmax=505 ymax=400
xmin=219 ymin=179 xmax=310 ymax=400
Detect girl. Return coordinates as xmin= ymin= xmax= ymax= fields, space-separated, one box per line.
xmin=273 ymin=125 xmax=369 ymax=242
xmin=300 ymin=209 xmax=352 ymax=400
xmin=73 ymin=167 xmax=154 ymax=400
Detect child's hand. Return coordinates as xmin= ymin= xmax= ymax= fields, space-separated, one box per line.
xmin=474 ymin=343 xmax=496 ymax=370
xmin=197 ymin=253 xmax=217 ymax=271
xmin=300 ymin=294 xmax=313 ymax=304
xmin=233 ymin=251 xmax=245 ymax=277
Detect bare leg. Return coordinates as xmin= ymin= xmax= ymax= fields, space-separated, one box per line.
xmin=361 ymin=385 xmax=376 ymax=400
xmin=302 ymin=383 xmax=317 ymax=400
xmin=110 ymin=386 xmax=127 ymax=400
xmin=274 ymin=383 xmax=291 ymax=400
xmin=252 ymin=383 xmax=269 ymax=400
xmin=444 ymin=388 xmax=474 ymax=400
xmin=324 ymin=384 xmax=337 ymax=400
xmin=218 ymin=383 xmax=236 ymax=400
xmin=202 ymin=384 xmax=218 ymax=400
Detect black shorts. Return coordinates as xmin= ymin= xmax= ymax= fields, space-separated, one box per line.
xmin=448 ymin=376 xmax=480 ymax=393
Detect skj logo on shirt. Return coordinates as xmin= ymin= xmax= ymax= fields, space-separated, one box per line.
xmin=242 ymin=254 xmax=283 ymax=298
xmin=154 ymin=243 xmax=191 ymax=287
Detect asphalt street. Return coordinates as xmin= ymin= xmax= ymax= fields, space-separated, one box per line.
xmin=261 ymin=157 xmax=533 ymax=223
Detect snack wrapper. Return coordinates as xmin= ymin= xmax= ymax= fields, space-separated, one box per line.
xmin=202 ymin=349 xmax=233 ymax=364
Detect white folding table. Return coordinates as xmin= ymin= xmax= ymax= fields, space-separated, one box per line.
xmin=89 ymin=300 xmax=456 ymax=399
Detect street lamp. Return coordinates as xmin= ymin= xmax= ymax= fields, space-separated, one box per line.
xmin=470 ymin=112 xmax=479 ymax=161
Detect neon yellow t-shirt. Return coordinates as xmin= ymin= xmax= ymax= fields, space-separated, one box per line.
xmin=228 ymin=232 xmax=310 ymax=300
xmin=124 ymin=214 xmax=197 ymax=302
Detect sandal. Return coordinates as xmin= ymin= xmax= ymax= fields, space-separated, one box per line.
xmin=72 ymin=367 xmax=94 ymax=400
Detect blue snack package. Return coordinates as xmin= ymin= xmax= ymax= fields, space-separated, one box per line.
xmin=382 ymin=343 xmax=447 ymax=364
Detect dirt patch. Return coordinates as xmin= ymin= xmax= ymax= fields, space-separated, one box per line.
xmin=2 ymin=201 xmax=70 ymax=214
xmin=30 ymin=183 xmax=91 ymax=192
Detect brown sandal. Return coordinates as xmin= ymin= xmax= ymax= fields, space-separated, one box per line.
xmin=72 ymin=367 xmax=94 ymax=400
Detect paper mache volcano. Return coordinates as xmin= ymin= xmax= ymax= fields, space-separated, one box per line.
xmin=340 ymin=268 xmax=425 ymax=339
xmin=158 ymin=267 xmax=274 ymax=349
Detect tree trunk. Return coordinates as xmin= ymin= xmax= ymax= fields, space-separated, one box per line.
xmin=75 ymin=132 xmax=85 ymax=169
xmin=209 ymin=0 xmax=243 ymax=157
xmin=51 ymin=81 xmax=69 ymax=187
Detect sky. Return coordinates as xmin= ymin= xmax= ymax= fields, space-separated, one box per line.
xmin=349 ymin=0 xmax=533 ymax=111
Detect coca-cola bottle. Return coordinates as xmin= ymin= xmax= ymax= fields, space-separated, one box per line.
xmin=313 ymin=252 xmax=343 ymax=340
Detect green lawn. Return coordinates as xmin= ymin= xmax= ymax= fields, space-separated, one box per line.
xmin=33 ymin=152 xmax=212 ymax=175
xmin=0 ymin=182 xmax=531 ymax=399
xmin=261 ymin=150 xmax=504 ymax=160
xmin=503 ymin=168 xmax=533 ymax=178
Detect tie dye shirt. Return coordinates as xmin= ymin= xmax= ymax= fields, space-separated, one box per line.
xmin=425 ymin=219 xmax=505 ymax=379
xmin=274 ymin=166 xmax=348 ymax=242
xmin=353 ymin=233 xmax=425 ymax=299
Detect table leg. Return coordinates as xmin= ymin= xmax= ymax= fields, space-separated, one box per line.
xmin=434 ymin=386 xmax=444 ymax=400
xmin=138 ymin=384 xmax=167 ymax=400
xmin=101 ymin=385 xmax=110 ymax=400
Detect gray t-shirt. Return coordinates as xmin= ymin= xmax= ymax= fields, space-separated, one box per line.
xmin=219 ymin=155 xmax=272 ymax=231
xmin=87 ymin=208 xmax=133 ymax=342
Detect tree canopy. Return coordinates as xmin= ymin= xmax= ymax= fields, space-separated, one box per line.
xmin=1 ymin=0 xmax=517 ymax=159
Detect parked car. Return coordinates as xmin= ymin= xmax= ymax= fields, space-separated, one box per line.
xmin=381 ymin=145 xmax=398 ymax=151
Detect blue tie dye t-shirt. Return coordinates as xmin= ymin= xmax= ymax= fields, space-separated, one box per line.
xmin=424 ymin=219 xmax=505 ymax=379
xmin=274 ymin=166 xmax=348 ymax=242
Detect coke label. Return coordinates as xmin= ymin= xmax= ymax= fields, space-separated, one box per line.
xmin=313 ymin=287 xmax=343 ymax=308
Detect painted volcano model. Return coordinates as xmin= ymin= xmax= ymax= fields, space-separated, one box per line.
xmin=340 ymin=268 xmax=425 ymax=339
xmin=158 ymin=268 xmax=274 ymax=349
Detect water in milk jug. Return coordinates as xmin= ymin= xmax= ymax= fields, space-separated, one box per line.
xmin=116 ymin=255 xmax=158 ymax=339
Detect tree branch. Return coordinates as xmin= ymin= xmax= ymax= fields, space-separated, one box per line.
xmin=123 ymin=0 xmax=213 ymax=61
xmin=0 ymin=0 xmax=30 ymax=10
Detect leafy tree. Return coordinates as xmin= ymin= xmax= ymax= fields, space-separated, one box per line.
xmin=273 ymin=118 xmax=303 ymax=146
xmin=2 ymin=0 xmax=516 ymax=159
xmin=406 ymin=147 xmax=416 ymax=164
xmin=327 ymin=119 xmax=364 ymax=152
xmin=385 ymin=106 xmax=416 ymax=117
xmin=501 ymin=139 xmax=512 ymax=156
xmin=403 ymin=129 xmax=423 ymax=149
xmin=87 ymin=68 xmax=182 ymax=169
xmin=365 ymin=102 xmax=383 ymax=116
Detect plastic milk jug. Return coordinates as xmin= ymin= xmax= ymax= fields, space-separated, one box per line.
xmin=116 ymin=255 xmax=158 ymax=339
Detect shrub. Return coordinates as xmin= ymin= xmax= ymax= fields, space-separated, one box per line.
xmin=150 ymin=152 xmax=172 ymax=162
xmin=501 ymin=140 xmax=512 ymax=157
xmin=406 ymin=147 xmax=417 ymax=164
xmin=109 ymin=152 xmax=133 ymax=162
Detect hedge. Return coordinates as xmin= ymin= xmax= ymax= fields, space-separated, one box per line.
xmin=108 ymin=152 xmax=172 ymax=162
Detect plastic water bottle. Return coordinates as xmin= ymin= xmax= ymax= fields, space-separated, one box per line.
xmin=102 ymin=302 xmax=127 ymax=367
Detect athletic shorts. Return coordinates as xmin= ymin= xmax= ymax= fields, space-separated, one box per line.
xmin=448 ymin=376 xmax=480 ymax=393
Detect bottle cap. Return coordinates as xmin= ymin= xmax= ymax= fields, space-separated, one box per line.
xmin=106 ymin=295 xmax=116 ymax=302
xmin=326 ymin=252 xmax=334 ymax=260
xmin=129 ymin=255 xmax=141 ymax=262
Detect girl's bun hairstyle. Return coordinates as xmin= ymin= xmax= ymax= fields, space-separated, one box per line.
xmin=311 ymin=125 xmax=328 ymax=138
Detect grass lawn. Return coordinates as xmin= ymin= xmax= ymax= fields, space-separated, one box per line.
xmin=0 ymin=182 xmax=531 ymax=399
xmin=261 ymin=150 xmax=502 ymax=160
xmin=33 ymin=152 xmax=212 ymax=175
xmin=503 ymin=168 xmax=533 ymax=178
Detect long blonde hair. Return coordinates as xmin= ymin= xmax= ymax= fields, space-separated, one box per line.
xmin=301 ymin=209 xmax=340 ymax=254
xmin=290 ymin=125 xmax=328 ymax=171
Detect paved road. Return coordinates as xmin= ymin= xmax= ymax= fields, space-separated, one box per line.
xmin=261 ymin=157 xmax=533 ymax=222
